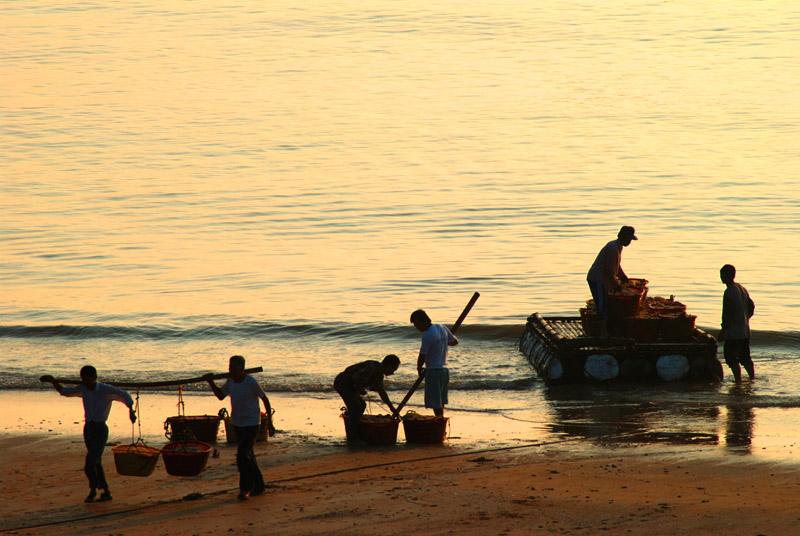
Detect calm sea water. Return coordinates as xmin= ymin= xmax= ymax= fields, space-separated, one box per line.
xmin=2 ymin=1 xmax=800 ymax=453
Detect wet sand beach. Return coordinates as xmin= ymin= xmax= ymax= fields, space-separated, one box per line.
xmin=3 ymin=391 xmax=800 ymax=536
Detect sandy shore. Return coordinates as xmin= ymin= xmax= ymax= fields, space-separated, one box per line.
xmin=2 ymin=431 xmax=800 ymax=536
xmin=2 ymin=391 xmax=800 ymax=535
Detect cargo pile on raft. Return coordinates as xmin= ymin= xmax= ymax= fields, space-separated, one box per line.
xmin=519 ymin=279 xmax=723 ymax=384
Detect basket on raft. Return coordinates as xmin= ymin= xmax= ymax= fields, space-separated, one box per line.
xmin=164 ymin=415 xmax=221 ymax=443
xmin=219 ymin=408 xmax=270 ymax=443
xmin=161 ymin=440 xmax=213 ymax=477
xmin=587 ymin=278 xmax=649 ymax=319
xmin=112 ymin=442 xmax=161 ymax=477
xmin=341 ymin=411 xmax=399 ymax=446
xmin=402 ymin=412 xmax=449 ymax=444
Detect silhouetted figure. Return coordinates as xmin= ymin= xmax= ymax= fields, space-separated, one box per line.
xmin=334 ymin=354 xmax=400 ymax=442
xmin=587 ymin=226 xmax=637 ymax=337
xmin=411 ymin=309 xmax=458 ymax=417
xmin=41 ymin=366 xmax=136 ymax=504
xmin=205 ymin=355 xmax=274 ymax=501
xmin=718 ymin=264 xmax=755 ymax=382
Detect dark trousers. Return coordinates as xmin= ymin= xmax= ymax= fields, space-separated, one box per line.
xmin=724 ymin=338 xmax=754 ymax=381
xmin=83 ymin=422 xmax=109 ymax=490
xmin=334 ymin=372 xmax=365 ymax=441
xmin=587 ymin=280 xmax=608 ymax=319
xmin=234 ymin=425 xmax=264 ymax=493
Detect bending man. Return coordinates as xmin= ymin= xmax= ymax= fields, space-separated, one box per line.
xmin=334 ymin=354 xmax=400 ymax=442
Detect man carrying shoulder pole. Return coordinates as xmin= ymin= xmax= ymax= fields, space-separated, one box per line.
xmin=41 ymin=366 xmax=136 ymax=504
xmin=204 ymin=355 xmax=274 ymax=501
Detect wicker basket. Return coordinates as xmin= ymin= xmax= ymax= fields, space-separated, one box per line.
xmin=608 ymin=280 xmax=648 ymax=318
xmin=112 ymin=443 xmax=161 ymax=477
xmin=402 ymin=414 xmax=449 ymax=444
xmin=627 ymin=278 xmax=649 ymax=290
xmin=644 ymin=296 xmax=687 ymax=315
xmin=661 ymin=314 xmax=696 ymax=342
xmin=579 ymin=308 xmax=600 ymax=336
xmin=164 ymin=415 xmax=220 ymax=443
xmin=608 ymin=293 xmax=643 ymax=317
xmin=221 ymin=409 xmax=269 ymax=443
xmin=342 ymin=414 xmax=398 ymax=446
xmin=623 ymin=316 xmax=662 ymax=342
xmin=161 ymin=440 xmax=212 ymax=477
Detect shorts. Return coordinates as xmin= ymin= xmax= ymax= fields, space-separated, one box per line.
xmin=424 ymin=368 xmax=449 ymax=409
xmin=724 ymin=338 xmax=752 ymax=367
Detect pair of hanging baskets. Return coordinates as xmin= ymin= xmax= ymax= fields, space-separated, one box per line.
xmin=112 ymin=439 xmax=213 ymax=477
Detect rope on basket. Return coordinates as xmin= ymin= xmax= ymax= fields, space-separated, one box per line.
xmin=130 ymin=388 xmax=137 ymax=444
xmin=177 ymin=385 xmax=185 ymax=416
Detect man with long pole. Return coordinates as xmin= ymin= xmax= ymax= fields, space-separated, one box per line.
xmin=396 ymin=292 xmax=479 ymax=416
xmin=410 ymin=309 xmax=458 ymax=417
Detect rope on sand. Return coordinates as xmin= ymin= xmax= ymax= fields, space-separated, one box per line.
xmin=0 ymin=430 xmax=650 ymax=533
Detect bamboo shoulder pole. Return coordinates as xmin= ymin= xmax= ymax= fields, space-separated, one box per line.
xmin=40 ymin=366 xmax=264 ymax=388
xmin=394 ymin=292 xmax=479 ymax=415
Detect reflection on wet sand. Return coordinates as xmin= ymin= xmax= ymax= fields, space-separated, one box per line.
xmin=725 ymin=383 xmax=755 ymax=454
xmin=543 ymin=385 xmax=720 ymax=446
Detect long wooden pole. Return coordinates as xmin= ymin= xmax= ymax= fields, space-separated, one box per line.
xmin=39 ymin=366 xmax=264 ymax=388
xmin=394 ymin=292 xmax=479 ymax=415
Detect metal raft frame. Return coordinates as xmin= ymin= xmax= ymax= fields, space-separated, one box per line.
xmin=519 ymin=313 xmax=722 ymax=384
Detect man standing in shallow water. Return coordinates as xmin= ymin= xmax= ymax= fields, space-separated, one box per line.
xmin=719 ymin=264 xmax=755 ymax=382
xmin=411 ymin=309 xmax=458 ymax=417
xmin=41 ymin=366 xmax=136 ymax=504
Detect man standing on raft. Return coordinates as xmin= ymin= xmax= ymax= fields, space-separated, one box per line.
xmin=587 ymin=225 xmax=637 ymax=337
xmin=411 ymin=309 xmax=458 ymax=417
xmin=41 ymin=366 xmax=136 ymax=503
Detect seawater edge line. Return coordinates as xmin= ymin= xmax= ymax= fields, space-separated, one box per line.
xmin=0 ymin=430 xmax=648 ymax=533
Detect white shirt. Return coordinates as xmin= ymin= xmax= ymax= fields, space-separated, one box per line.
xmin=60 ymin=382 xmax=134 ymax=422
xmin=221 ymin=375 xmax=267 ymax=427
xmin=420 ymin=324 xmax=457 ymax=369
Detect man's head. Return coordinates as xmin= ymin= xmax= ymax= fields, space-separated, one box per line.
xmin=228 ymin=355 xmax=246 ymax=377
xmin=410 ymin=309 xmax=432 ymax=332
xmin=720 ymin=264 xmax=736 ymax=285
xmin=618 ymin=226 xmax=638 ymax=246
xmin=381 ymin=354 xmax=400 ymax=375
xmin=80 ymin=365 xmax=98 ymax=389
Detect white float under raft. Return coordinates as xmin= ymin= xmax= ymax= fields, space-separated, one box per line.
xmin=519 ymin=313 xmax=723 ymax=385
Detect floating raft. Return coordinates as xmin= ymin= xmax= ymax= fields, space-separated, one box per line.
xmin=519 ymin=313 xmax=723 ymax=384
